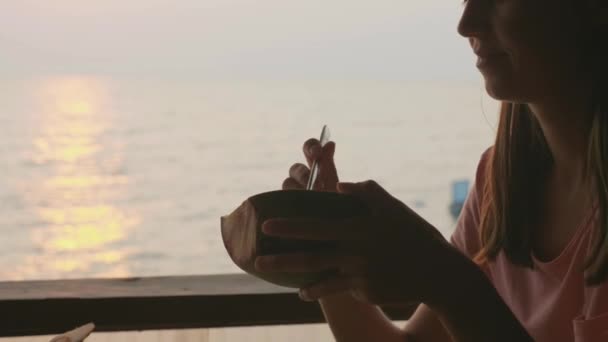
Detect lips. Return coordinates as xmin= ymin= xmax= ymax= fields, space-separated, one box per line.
xmin=475 ymin=51 xmax=508 ymax=69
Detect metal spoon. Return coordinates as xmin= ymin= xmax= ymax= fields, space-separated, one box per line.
xmin=306 ymin=125 xmax=331 ymax=190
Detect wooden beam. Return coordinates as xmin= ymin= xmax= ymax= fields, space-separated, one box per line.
xmin=0 ymin=274 xmax=416 ymax=337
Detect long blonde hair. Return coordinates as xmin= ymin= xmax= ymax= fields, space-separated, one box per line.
xmin=475 ymin=96 xmax=607 ymax=286
xmin=475 ymin=102 xmax=608 ymax=285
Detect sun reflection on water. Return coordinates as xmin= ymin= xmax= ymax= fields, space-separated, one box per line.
xmin=37 ymin=205 xmax=137 ymax=252
xmin=11 ymin=76 xmax=139 ymax=280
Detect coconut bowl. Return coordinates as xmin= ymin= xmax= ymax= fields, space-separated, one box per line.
xmin=221 ymin=190 xmax=369 ymax=288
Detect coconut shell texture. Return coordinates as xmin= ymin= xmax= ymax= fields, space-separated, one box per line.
xmin=221 ymin=190 xmax=369 ymax=288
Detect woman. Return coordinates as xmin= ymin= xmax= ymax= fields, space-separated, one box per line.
xmin=255 ymin=0 xmax=608 ymax=341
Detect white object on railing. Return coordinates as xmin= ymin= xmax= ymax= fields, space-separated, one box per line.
xmin=49 ymin=323 xmax=95 ymax=342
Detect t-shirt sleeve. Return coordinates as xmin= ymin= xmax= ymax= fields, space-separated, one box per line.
xmin=450 ymin=180 xmax=482 ymax=258
xmin=449 ymin=148 xmax=492 ymax=277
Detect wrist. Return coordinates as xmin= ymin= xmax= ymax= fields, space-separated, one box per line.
xmin=420 ymin=247 xmax=532 ymax=341
xmin=421 ymin=244 xmax=480 ymax=310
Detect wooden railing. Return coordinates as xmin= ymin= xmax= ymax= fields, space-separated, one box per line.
xmin=0 ymin=274 xmax=416 ymax=337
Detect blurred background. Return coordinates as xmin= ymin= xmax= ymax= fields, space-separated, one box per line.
xmin=1 ymin=1 xmax=499 ymax=339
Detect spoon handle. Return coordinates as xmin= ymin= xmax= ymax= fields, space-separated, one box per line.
xmin=306 ymin=125 xmax=331 ymax=190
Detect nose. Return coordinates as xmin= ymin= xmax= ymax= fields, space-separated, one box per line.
xmin=457 ymin=0 xmax=489 ymax=39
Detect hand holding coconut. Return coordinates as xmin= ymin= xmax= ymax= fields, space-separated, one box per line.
xmin=255 ymin=137 xmax=454 ymax=305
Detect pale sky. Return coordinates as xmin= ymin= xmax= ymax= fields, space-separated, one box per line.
xmin=2 ymin=0 xmax=477 ymax=81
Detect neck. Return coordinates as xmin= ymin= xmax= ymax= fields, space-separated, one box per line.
xmin=528 ymin=86 xmax=594 ymax=184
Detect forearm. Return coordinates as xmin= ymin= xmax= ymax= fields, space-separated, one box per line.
xmin=427 ymin=247 xmax=533 ymax=342
xmin=320 ymin=293 xmax=407 ymax=342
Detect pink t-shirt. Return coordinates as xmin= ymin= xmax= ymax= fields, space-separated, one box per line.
xmin=450 ymin=149 xmax=608 ymax=342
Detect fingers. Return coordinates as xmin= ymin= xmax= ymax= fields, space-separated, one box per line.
xmin=337 ymin=180 xmax=387 ymax=199
xmin=288 ymin=163 xmax=310 ymax=186
xmin=299 ymin=275 xmax=358 ymax=301
xmin=303 ymin=139 xmax=336 ymax=167
xmin=321 ymin=141 xmax=336 ymax=162
xmin=282 ymin=177 xmax=303 ymax=190
xmin=262 ymin=217 xmax=368 ymax=241
xmin=337 ymin=180 xmax=399 ymax=211
xmin=303 ymin=138 xmax=322 ymax=167
xmin=255 ymin=253 xmax=365 ymax=274
xmin=318 ymin=142 xmax=339 ymax=191
xmin=299 ymin=139 xmax=338 ymax=191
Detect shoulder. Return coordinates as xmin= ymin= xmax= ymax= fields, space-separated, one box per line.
xmin=474 ymin=146 xmax=493 ymax=196
xmin=449 ymin=146 xmax=494 ymax=257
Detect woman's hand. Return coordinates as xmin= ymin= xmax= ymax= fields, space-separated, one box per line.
xmin=282 ymin=138 xmax=338 ymax=192
xmin=256 ymin=180 xmax=452 ymax=306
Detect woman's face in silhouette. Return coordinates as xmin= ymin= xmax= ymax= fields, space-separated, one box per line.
xmin=457 ymin=0 xmax=589 ymax=103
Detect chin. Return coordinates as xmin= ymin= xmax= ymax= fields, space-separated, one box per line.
xmin=482 ymin=74 xmax=520 ymax=102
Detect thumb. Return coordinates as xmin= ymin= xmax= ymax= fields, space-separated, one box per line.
xmin=337 ymin=180 xmax=396 ymax=209
xmin=319 ymin=142 xmax=339 ymax=187
xmin=323 ymin=141 xmax=336 ymax=159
